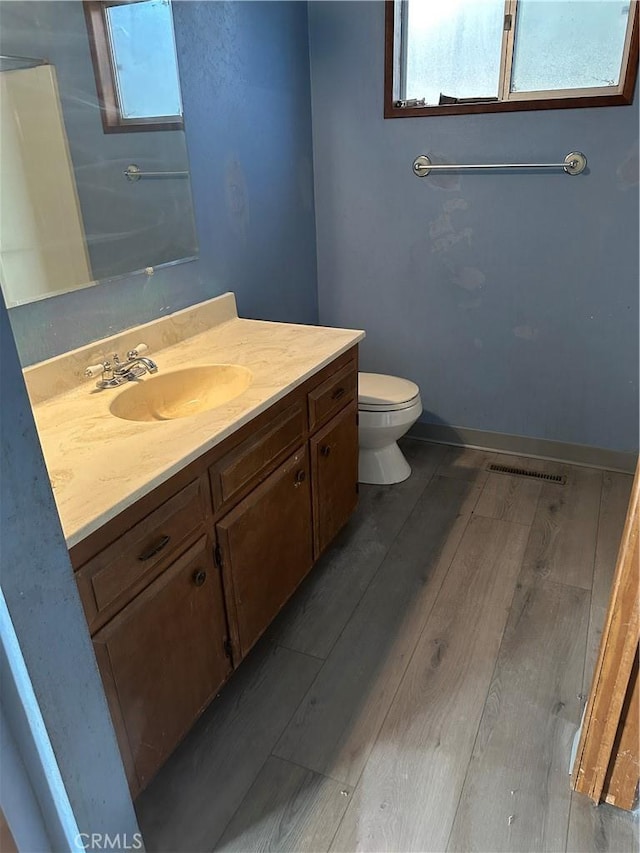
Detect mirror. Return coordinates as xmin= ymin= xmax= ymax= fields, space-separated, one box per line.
xmin=0 ymin=0 xmax=198 ymax=308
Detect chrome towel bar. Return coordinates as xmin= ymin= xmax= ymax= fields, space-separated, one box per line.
xmin=412 ymin=151 xmax=587 ymax=177
xmin=0 ymin=52 xmax=48 ymax=65
xmin=124 ymin=164 xmax=189 ymax=182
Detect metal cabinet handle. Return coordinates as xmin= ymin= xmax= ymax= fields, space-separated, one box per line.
xmin=294 ymin=469 xmax=306 ymax=487
xmin=320 ymin=445 xmax=331 ymax=457
xmin=193 ymin=569 xmax=207 ymax=587
xmin=137 ymin=534 xmax=171 ymax=561
xmin=331 ymin=386 xmax=346 ymax=401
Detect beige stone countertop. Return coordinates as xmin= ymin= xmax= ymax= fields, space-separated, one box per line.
xmin=25 ymin=294 xmax=364 ymax=547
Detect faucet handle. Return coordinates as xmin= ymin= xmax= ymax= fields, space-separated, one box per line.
xmin=126 ymin=342 xmax=149 ymax=359
xmin=85 ymin=362 xmax=108 ymax=378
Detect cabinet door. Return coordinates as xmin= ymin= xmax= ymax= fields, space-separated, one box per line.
xmin=216 ymin=446 xmax=313 ymax=658
xmin=93 ymin=537 xmax=231 ymax=791
xmin=311 ymin=401 xmax=359 ymax=557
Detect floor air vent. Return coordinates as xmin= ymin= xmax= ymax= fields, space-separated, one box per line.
xmin=487 ymin=463 xmax=566 ymax=485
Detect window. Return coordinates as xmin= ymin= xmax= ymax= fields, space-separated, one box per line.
xmin=385 ymin=0 xmax=639 ymax=117
xmin=84 ymin=0 xmax=183 ymax=132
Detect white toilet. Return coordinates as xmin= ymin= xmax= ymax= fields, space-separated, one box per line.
xmin=358 ymin=372 xmax=423 ymax=485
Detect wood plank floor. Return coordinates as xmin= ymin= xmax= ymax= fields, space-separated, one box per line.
xmin=136 ymin=440 xmax=638 ymax=853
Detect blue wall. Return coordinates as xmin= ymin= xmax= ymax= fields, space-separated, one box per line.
xmin=0 ymin=289 xmax=139 ymax=839
xmin=9 ymin=1 xmax=318 ymax=366
xmin=309 ymin=1 xmax=639 ymax=453
xmin=172 ymin=0 xmax=318 ymax=326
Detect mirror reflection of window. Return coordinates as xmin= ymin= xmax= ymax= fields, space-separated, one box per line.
xmin=84 ymin=0 xmax=184 ymax=132
xmin=106 ymin=0 xmax=182 ymax=121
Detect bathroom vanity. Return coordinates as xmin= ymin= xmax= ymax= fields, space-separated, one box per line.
xmin=25 ymin=294 xmax=364 ymax=796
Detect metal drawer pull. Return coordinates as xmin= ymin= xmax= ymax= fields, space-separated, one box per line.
xmin=294 ymin=469 xmax=306 ymax=487
xmin=137 ymin=534 xmax=171 ymax=561
xmin=331 ymin=387 xmax=346 ymax=401
xmin=193 ymin=569 xmax=207 ymax=587
xmin=320 ymin=445 xmax=332 ymax=457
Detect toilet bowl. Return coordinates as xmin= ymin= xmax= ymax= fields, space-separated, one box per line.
xmin=358 ymin=372 xmax=422 ymax=485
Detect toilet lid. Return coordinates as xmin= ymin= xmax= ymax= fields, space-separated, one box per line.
xmin=358 ymin=373 xmax=420 ymax=411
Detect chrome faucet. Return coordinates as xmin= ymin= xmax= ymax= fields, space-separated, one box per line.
xmin=85 ymin=344 xmax=158 ymax=389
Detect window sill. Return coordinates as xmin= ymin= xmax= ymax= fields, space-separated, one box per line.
xmin=384 ymin=90 xmax=637 ymax=119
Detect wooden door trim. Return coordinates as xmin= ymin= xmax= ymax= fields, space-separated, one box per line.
xmin=603 ymin=653 xmax=639 ymax=805
xmin=572 ymin=460 xmax=640 ymax=807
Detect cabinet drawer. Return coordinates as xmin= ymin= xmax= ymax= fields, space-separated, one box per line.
xmin=76 ymin=477 xmax=208 ymax=633
xmin=308 ymin=361 xmax=357 ymax=431
xmin=209 ymin=400 xmax=306 ymax=512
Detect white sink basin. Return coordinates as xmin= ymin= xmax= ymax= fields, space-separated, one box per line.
xmin=109 ymin=364 xmax=253 ymax=422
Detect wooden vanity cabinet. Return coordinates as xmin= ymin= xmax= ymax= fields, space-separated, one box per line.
xmin=70 ymin=346 xmax=359 ymax=795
